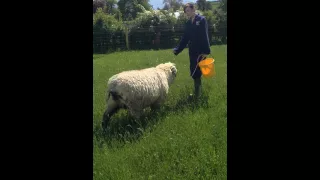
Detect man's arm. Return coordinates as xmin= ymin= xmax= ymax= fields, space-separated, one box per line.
xmin=173 ymin=24 xmax=190 ymax=55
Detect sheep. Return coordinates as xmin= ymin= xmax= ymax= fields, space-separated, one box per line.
xmin=102 ymin=62 xmax=178 ymax=129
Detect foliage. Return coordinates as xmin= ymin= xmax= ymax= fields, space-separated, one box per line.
xmin=93 ymin=0 xmax=106 ymax=14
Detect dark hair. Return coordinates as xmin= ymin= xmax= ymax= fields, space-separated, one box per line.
xmin=183 ymin=3 xmax=195 ymax=13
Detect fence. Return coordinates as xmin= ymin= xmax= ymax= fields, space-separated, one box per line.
xmin=93 ymin=25 xmax=226 ymax=54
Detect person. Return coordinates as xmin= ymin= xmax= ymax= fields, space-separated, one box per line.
xmin=173 ymin=2 xmax=211 ymax=99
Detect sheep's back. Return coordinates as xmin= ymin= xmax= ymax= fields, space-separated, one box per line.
xmin=107 ymin=68 xmax=168 ymax=108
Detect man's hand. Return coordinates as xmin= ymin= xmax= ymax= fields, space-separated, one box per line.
xmin=200 ymin=54 xmax=209 ymax=60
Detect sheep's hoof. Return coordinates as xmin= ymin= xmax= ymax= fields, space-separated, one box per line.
xmin=150 ymin=105 xmax=160 ymax=112
xmin=102 ymin=121 xmax=106 ymax=129
xmin=102 ymin=119 xmax=109 ymax=130
xmin=188 ymin=94 xmax=195 ymax=101
xmin=102 ymin=113 xmax=110 ymax=129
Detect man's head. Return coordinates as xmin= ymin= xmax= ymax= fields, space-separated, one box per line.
xmin=183 ymin=3 xmax=196 ymax=18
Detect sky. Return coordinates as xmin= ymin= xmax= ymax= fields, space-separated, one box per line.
xmin=149 ymin=0 xmax=218 ymax=10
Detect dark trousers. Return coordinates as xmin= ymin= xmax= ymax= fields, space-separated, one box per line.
xmin=189 ymin=53 xmax=203 ymax=97
xmin=189 ymin=54 xmax=203 ymax=79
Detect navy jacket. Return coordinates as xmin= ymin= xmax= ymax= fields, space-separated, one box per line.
xmin=173 ymin=14 xmax=211 ymax=56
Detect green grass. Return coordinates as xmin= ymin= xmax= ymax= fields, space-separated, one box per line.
xmin=93 ymin=45 xmax=227 ymax=180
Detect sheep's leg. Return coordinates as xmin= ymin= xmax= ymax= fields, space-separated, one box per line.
xmin=102 ymin=97 xmax=120 ymax=129
xmin=128 ymin=108 xmax=142 ymax=121
xmin=150 ymin=103 xmax=161 ymax=112
xmin=102 ymin=106 xmax=120 ymax=129
xmin=150 ymin=97 xmax=165 ymax=112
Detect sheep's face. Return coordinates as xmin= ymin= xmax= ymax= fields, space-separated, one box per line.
xmin=169 ymin=64 xmax=177 ymax=83
xmin=156 ymin=62 xmax=177 ymax=85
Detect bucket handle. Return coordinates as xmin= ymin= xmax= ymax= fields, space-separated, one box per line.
xmin=191 ymin=54 xmax=213 ymax=77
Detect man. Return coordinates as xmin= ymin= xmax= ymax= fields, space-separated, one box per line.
xmin=173 ymin=3 xmax=211 ymax=99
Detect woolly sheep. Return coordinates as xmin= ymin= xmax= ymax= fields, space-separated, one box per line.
xmin=102 ymin=62 xmax=178 ymax=129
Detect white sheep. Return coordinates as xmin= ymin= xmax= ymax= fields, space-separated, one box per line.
xmin=102 ymin=62 xmax=178 ymax=129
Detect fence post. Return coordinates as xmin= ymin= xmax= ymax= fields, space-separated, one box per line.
xmin=125 ymin=27 xmax=130 ymax=50
xmin=123 ymin=22 xmax=130 ymax=50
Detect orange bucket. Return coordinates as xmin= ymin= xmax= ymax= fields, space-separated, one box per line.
xmin=199 ymin=57 xmax=216 ymax=78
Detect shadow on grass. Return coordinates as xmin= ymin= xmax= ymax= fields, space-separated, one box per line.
xmin=94 ymin=86 xmax=210 ymax=149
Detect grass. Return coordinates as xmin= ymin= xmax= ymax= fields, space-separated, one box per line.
xmin=93 ymin=45 xmax=227 ymax=180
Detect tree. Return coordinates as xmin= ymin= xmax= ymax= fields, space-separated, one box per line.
xmin=104 ymin=0 xmax=117 ymax=14
xmin=93 ymin=0 xmax=106 ymax=13
xmin=202 ymin=10 xmax=216 ymax=27
xmin=196 ymin=0 xmax=213 ymax=11
xmin=213 ymin=0 xmax=227 ymax=43
xmin=118 ymin=0 xmax=134 ymax=20
xmin=93 ymin=7 xmax=124 ymax=53
xmin=162 ymin=0 xmax=183 ymax=11
xmin=216 ymin=0 xmax=227 ymax=28
xmin=137 ymin=0 xmax=152 ymax=11
xmin=113 ymin=8 xmax=123 ymax=21
xmin=196 ymin=0 xmax=206 ymax=11
xmin=118 ymin=0 xmax=152 ymax=21
xmin=163 ymin=3 xmax=170 ymax=10
xmin=93 ymin=7 xmax=122 ymax=30
xmin=218 ymin=0 xmax=227 ymax=13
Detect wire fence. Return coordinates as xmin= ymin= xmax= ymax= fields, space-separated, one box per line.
xmin=93 ymin=25 xmax=226 ymax=54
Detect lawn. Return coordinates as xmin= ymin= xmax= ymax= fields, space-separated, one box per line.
xmin=93 ymin=45 xmax=227 ymax=180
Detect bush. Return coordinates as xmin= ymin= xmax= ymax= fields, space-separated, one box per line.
xmin=93 ymin=0 xmax=106 ymax=14
xmin=93 ymin=8 xmax=124 ymax=53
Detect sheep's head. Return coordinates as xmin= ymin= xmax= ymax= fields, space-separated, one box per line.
xmin=156 ymin=62 xmax=177 ymax=85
